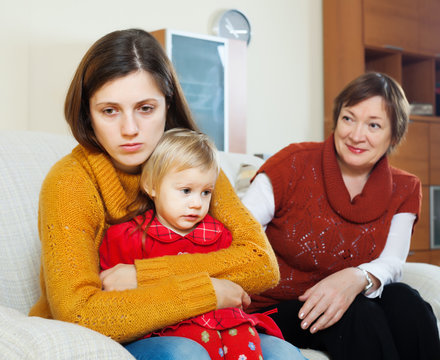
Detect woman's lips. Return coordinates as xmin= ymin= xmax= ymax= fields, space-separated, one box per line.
xmin=347 ymin=144 xmax=366 ymax=154
xmin=120 ymin=143 xmax=142 ymax=152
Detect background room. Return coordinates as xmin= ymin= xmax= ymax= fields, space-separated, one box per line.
xmin=0 ymin=0 xmax=323 ymax=156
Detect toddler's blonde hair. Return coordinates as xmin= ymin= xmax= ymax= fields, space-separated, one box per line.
xmin=140 ymin=128 xmax=220 ymax=198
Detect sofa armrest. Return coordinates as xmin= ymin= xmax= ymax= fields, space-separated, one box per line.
xmin=0 ymin=305 xmax=134 ymax=359
xmin=402 ymin=262 xmax=440 ymax=325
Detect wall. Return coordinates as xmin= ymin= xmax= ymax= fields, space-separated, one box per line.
xmin=0 ymin=0 xmax=323 ymax=155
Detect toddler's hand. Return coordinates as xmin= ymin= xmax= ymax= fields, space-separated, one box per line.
xmin=100 ymin=263 xmax=137 ymax=291
xmin=211 ymin=277 xmax=251 ymax=310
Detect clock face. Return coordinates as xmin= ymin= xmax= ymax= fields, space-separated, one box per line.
xmin=217 ymin=9 xmax=251 ymax=45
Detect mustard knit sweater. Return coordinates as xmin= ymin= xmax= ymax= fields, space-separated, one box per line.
xmin=29 ymin=145 xmax=279 ymax=343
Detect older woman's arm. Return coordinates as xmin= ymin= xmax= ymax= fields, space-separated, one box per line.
xmin=358 ymin=212 xmax=416 ymax=297
xmin=241 ymin=173 xmax=274 ymax=229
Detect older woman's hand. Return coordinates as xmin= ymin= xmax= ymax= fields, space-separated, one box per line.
xmin=211 ymin=277 xmax=251 ymax=310
xmin=297 ymin=267 xmax=369 ymax=333
xmin=100 ymin=264 xmax=137 ymax=291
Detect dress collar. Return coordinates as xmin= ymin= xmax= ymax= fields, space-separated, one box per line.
xmin=136 ymin=210 xmax=223 ymax=245
xmin=322 ymin=135 xmax=392 ymax=223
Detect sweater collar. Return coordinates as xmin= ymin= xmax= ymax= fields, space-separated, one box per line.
xmin=322 ymin=135 xmax=392 ymax=223
xmin=73 ymin=145 xmax=141 ymax=223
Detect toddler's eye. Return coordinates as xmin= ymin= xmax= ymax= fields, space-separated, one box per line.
xmin=181 ymin=188 xmax=191 ymax=194
xmin=202 ymin=190 xmax=212 ymax=197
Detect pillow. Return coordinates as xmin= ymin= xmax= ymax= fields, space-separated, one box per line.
xmin=235 ymin=163 xmax=258 ymax=198
xmin=0 ymin=305 xmax=134 ymax=359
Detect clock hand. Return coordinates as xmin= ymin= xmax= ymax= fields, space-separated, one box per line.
xmin=225 ymin=18 xmax=239 ymax=38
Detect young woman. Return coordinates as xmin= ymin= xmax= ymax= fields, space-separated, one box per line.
xmin=29 ymin=28 xmax=302 ymax=360
xmin=243 ymin=72 xmax=440 ymax=360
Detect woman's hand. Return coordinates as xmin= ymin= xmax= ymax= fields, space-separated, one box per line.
xmin=211 ymin=277 xmax=251 ymax=310
xmin=297 ymin=267 xmax=367 ymax=333
xmin=100 ymin=264 xmax=137 ymax=291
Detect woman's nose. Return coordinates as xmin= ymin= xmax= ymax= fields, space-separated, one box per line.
xmin=121 ymin=114 xmax=139 ymax=136
xmin=350 ymin=122 xmax=365 ymax=142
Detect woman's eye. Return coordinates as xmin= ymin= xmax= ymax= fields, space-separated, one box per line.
xmin=342 ymin=115 xmax=351 ymax=122
xmin=103 ymin=108 xmax=117 ymax=115
xmin=139 ymin=105 xmax=154 ymax=113
xmin=370 ymin=122 xmax=381 ymax=129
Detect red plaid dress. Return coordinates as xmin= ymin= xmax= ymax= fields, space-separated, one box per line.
xmin=100 ymin=210 xmax=233 ymax=266
xmin=99 ymin=210 xmax=283 ymax=340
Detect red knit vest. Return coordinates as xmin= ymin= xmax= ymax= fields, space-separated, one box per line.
xmin=250 ymin=135 xmax=421 ymax=310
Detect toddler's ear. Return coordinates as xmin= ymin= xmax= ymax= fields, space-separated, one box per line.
xmin=141 ymin=182 xmax=156 ymax=199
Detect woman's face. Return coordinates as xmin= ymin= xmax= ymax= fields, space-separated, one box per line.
xmin=334 ymin=95 xmax=392 ymax=175
xmin=89 ymin=70 xmax=167 ymax=173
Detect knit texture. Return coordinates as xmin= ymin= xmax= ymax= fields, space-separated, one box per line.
xmin=250 ymin=135 xmax=421 ymax=310
xmin=28 ymin=144 xmax=279 ymax=343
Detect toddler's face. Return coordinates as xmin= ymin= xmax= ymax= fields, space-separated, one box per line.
xmin=152 ymin=166 xmax=218 ymax=236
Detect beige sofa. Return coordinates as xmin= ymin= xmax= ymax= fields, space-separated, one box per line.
xmin=1 ymin=130 xmax=439 ymax=359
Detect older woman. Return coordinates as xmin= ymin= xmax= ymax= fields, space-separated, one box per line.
xmin=29 ymin=28 xmax=305 ymax=360
xmin=243 ymin=72 xmax=440 ymax=360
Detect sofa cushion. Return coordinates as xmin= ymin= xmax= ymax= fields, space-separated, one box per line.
xmin=0 ymin=131 xmax=77 ymax=313
xmin=0 ymin=305 xmax=134 ymax=359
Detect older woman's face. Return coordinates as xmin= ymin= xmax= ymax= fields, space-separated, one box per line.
xmin=334 ymin=96 xmax=392 ymax=175
xmin=89 ymin=70 xmax=167 ymax=174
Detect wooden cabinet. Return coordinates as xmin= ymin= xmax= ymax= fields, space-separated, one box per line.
xmin=408 ymin=249 xmax=440 ymax=266
xmin=410 ymin=186 xmax=430 ymax=251
xmin=363 ymin=0 xmax=419 ymax=52
xmin=389 ymin=122 xmax=429 ymax=184
xmin=364 ymin=0 xmax=440 ymax=55
xmin=430 ymin=123 xmax=440 ymax=184
xmin=324 ymin=0 xmax=440 ymax=265
xmin=322 ymin=0 xmax=364 ymax=130
xmin=419 ymin=0 xmax=440 ymax=54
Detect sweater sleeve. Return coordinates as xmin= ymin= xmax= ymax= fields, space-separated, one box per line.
xmin=135 ymin=170 xmax=280 ymax=295
xmin=31 ymin=158 xmax=217 ymax=343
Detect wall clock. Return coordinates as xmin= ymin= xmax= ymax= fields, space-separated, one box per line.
xmin=213 ymin=9 xmax=252 ymax=45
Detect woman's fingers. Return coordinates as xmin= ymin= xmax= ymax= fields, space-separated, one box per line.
xmin=297 ymin=267 xmax=364 ymax=333
xmin=298 ymin=290 xmax=327 ymax=330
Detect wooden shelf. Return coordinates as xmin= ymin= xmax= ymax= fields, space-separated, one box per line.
xmin=410 ymin=115 xmax=440 ymax=123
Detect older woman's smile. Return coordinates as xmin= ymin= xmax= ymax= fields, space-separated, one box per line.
xmin=346 ymin=144 xmax=367 ymax=154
